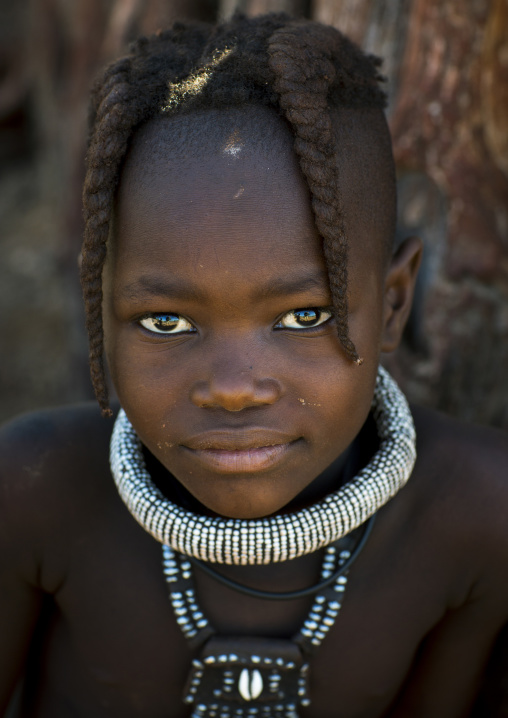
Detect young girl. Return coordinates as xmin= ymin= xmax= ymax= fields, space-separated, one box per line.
xmin=1 ymin=13 xmax=508 ymax=718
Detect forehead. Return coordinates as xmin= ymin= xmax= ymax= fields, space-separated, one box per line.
xmin=115 ymin=106 xmax=312 ymax=246
xmin=112 ymin=105 xmax=391 ymax=280
xmin=111 ymin=107 xmax=327 ymax=299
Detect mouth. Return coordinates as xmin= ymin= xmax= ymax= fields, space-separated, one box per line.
xmin=181 ymin=430 xmax=301 ymax=474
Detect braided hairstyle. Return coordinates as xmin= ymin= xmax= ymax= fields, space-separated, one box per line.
xmin=81 ymin=13 xmax=388 ymax=416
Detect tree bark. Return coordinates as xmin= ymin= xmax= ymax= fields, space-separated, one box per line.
xmin=387 ymin=0 xmax=508 ymax=428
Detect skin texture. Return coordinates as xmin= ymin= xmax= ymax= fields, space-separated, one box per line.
xmin=1 ymin=107 xmax=508 ymax=718
xmin=103 ymin=106 xmax=404 ymax=520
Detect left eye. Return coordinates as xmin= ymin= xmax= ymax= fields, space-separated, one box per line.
xmin=275 ymin=308 xmax=332 ymax=330
xmin=139 ymin=313 xmax=195 ymax=334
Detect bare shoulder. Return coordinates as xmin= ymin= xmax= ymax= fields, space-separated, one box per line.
xmin=381 ymin=407 xmax=508 ymax=716
xmin=411 ymin=403 xmax=508 ymax=506
xmin=409 ymin=404 xmax=508 ymax=595
xmin=0 ymin=401 xmax=114 ymax=497
xmin=0 ymin=403 xmax=116 ymax=588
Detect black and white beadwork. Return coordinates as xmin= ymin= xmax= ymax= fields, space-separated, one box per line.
xmin=162 ymin=533 xmax=357 ymax=717
xmin=110 ymin=366 xmax=416 ymax=566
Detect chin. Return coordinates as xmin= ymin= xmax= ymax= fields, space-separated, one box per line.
xmin=185 ymin=479 xmax=294 ymax=521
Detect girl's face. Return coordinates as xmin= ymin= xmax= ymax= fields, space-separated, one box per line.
xmin=103 ymin=110 xmax=391 ymax=519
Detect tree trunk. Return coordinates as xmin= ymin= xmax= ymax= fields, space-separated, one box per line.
xmin=387 ymin=0 xmax=508 ymax=429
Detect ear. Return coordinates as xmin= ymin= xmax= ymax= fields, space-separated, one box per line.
xmin=381 ymin=236 xmax=423 ymax=353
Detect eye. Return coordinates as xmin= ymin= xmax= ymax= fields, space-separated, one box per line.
xmin=139 ymin=313 xmax=196 ymax=335
xmin=275 ymin=307 xmax=333 ymax=330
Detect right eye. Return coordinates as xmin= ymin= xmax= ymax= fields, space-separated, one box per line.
xmin=139 ymin=313 xmax=196 ymax=335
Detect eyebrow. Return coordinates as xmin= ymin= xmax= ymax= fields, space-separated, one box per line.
xmin=118 ymin=276 xmax=208 ymax=303
xmin=118 ymin=270 xmax=331 ymax=304
xmin=255 ymin=271 xmax=331 ymax=300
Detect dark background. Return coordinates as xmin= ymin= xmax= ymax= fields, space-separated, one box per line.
xmin=1 ymin=0 xmax=507 ymax=429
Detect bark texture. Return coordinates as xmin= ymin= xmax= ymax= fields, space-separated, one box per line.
xmin=0 ymin=0 xmax=507 ymax=431
xmin=388 ymin=0 xmax=508 ymax=428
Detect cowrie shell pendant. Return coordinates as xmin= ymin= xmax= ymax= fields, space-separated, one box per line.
xmin=238 ymin=668 xmax=263 ymax=700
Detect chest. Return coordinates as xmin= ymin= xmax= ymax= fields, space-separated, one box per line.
xmin=36 ymin=505 xmax=451 ymax=718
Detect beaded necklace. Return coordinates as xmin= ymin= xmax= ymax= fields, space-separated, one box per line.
xmin=162 ymin=520 xmax=373 ymax=718
xmin=109 ymin=367 xmax=416 ymax=716
xmin=110 ymin=367 xmax=416 ymax=566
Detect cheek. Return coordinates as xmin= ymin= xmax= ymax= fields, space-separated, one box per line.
xmin=290 ymin=317 xmax=383 ymax=458
xmin=107 ymin=332 xmax=186 ymax=415
xmin=296 ymin=360 xmax=377 ymax=454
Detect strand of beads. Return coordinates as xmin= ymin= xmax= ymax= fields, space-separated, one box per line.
xmin=294 ymin=545 xmax=351 ymax=651
xmin=162 ymin=544 xmax=214 ymax=646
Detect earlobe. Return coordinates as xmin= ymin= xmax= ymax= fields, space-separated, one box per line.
xmin=381 ymin=236 xmax=423 ymax=353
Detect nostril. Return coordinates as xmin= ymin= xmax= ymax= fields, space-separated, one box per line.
xmin=190 ymin=377 xmax=282 ymax=411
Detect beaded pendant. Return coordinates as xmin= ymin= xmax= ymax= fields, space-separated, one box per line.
xmin=183 ymin=636 xmax=309 ymax=718
xmin=163 ymin=526 xmax=362 ymax=717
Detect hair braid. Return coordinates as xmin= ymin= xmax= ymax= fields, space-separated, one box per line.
xmin=268 ymin=22 xmax=361 ymax=364
xmin=82 ymin=14 xmax=388 ymax=413
xmin=81 ymin=28 xmax=212 ymax=414
xmin=81 ymin=63 xmax=138 ymax=416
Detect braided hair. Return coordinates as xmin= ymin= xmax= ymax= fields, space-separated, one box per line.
xmin=81 ymin=13 xmax=388 ymax=416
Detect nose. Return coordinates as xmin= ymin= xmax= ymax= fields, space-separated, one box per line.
xmin=190 ymin=359 xmax=282 ymax=412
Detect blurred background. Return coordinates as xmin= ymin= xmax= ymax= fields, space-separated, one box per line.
xmin=0 ymin=0 xmax=507 ymax=428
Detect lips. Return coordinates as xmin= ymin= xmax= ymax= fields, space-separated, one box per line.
xmin=181 ymin=429 xmax=300 ymax=474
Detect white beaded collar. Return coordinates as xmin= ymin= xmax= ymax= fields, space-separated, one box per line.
xmin=110 ymin=366 xmax=416 ymax=565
